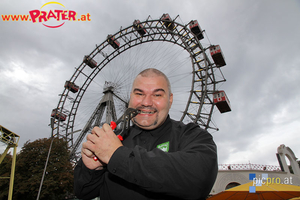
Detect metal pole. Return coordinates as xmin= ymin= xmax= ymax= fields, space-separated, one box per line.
xmin=8 ymin=145 xmax=17 ymax=200
xmin=36 ymin=137 xmax=54 ymax=200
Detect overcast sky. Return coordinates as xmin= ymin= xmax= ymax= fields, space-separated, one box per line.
xmin=1 ymin=0 xmax=299 ymax=167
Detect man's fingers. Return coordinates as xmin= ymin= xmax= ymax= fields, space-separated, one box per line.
xmin=91 ymin=126 xmax=101 ymax=136
xmin=86 ymin=134 xmax=97 ymax=144
xmin=91 ymin=124 xmax=113 ymax=139
xmin=82 ymin=139 xmax=98 ymax=156
xmin=81 ymin=146 xmax=94 ymax=158
xmin=102 ymin=123 xmax=112 ymax=132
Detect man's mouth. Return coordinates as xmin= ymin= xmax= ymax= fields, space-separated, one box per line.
xmin=138 ymin=110 xmax=156 ymax=114
xmin=136 ymin=107 xmax=157 ymax=115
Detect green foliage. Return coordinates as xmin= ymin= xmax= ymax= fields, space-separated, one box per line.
xmin=0 ymin=138 xmax=74 ymax=200
xmin=0 ymin=153 xmax=12 ymax=199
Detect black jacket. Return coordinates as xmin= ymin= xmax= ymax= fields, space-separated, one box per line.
xmin=74 ymin=116 xmax=218 ymax=200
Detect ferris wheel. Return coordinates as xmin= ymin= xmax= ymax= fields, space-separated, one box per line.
xmin=50 ymin=14 xmax=231 ymax=162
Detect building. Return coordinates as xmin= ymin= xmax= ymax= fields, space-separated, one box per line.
xmin=211 ymin=144 xmax=300 ymax=195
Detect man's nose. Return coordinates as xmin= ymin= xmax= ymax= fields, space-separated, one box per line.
xmin=141 ymin=95 xmax=153 ymax=106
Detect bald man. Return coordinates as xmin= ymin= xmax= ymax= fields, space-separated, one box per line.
xmin=74 ymin=68 xmax=217 ymax=200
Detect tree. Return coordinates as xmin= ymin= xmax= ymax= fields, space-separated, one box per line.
xmin=0 ymin=153 xmax=12 ymax=199
xmin=12 ymin=138 xmax=74 ymax=200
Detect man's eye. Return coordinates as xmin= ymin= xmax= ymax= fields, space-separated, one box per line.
xmin=154 ymin=94 xmax=162 ymax=97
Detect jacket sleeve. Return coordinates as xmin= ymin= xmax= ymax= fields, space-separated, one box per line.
xmin=74 ymin=159 xmax=106 ymax=200
xmin=107 ymin=124 xmax=218 ymax=199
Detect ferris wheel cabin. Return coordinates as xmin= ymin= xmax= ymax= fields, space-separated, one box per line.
xmin=51 ymin=108 xmax=67 ymax=121
xmin=107 ymin=34 xmax=120 ymax=49
xmin=64 ymin=81 xmax=79 ymax=93
xmin=133 ymin=20 xmax=147 ymax=36
xmin=213 ymin=90 xmax=231 ymax=113
xmin=161 ymin=13 xmax=175 ymax=31
xmin=83 ymin=55 xmax=97 ymax=69
xmin=189 ymin=20 xmax=204 ymax=40
xmin=210 ymin=45 xmax=226 ymax=67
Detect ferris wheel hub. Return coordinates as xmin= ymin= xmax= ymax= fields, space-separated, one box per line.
xmin=103 ymin=81 xmax=115 ymax=93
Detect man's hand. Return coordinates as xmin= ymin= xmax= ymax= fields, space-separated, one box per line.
xmin=81 ymin=123 xmax=123 ymax=170
xmin=81 ymin=141 xmax=105 ymax=170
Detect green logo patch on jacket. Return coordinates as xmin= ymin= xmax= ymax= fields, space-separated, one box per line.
xmin=157 ymin=141 xmax=169 ymax=152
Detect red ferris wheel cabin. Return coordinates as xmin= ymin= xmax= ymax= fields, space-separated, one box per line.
xmin=64 ymin=81 xmax=79 ymax=93
xmin=51 ymin=108 xmax=67 ymax=121
xmin=161 ymin=13 xmax=175 ymax=31
xmin=83 ymin=55 xmax=97 ymax=69
xmin=210 ymin=45 xmax=226 ymax=67
xmin=213 ymin=90 xmax=231 ymax=113
xmin=133 ymin=20 xmax=147 ymax=36
xmin=189 ymin=20 xmax=204 ymax=40
xmin=107 ymin=34 xmax=120 ymax=49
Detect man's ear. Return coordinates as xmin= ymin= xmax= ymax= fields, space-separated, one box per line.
xmin=169 ymin=93 xmax=173 ymax=108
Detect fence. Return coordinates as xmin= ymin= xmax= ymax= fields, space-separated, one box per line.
xmin=219 ymin=163 xmax=282 ymax=171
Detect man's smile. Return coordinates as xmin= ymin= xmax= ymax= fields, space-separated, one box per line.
xmin=136 ymin=107 xmax=157 ymax=115
xmin=138 ymin=110 xmax=156 ymax=114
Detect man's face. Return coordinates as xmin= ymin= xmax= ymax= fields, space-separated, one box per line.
xmin=128 ymin=74 xmax=173 ymax=130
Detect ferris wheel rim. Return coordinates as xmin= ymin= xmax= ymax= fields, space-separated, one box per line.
xmin=51 ymin=14 xmax=226 ymax=160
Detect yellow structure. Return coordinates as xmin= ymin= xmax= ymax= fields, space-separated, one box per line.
xmin=0 ymin=125 xmax=20 ymax=200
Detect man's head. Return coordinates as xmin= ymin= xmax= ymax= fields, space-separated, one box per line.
xmin=128 ymin=68 xmax=173 ymax=130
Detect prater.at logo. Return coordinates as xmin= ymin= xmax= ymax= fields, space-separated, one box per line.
xmin=29 ymin=2 xmax=91 ymax=28
xmin=1 ymin=1 xmax=91 ymax=28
